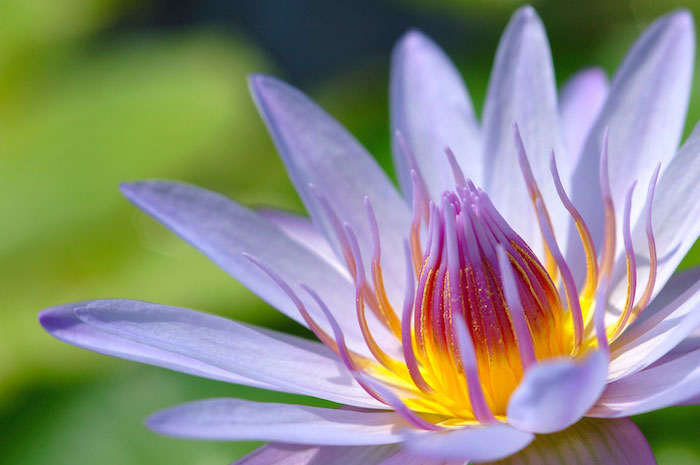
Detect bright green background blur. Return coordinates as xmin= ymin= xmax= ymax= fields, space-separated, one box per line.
xmin=2 ymin=0 xmax=700 ymax=463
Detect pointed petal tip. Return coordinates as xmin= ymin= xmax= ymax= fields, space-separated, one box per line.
xmin=577 ymin=66 xmax=608 ymax=81
xmin=668 ymin=8 xmax=694 ymax=31
xmin=38 ymin=301 xmax=87 ymax=332
xmin=512 ymin=4 xmax=540 ymax=25
xmin=247 ymin=74 xmax=297 ymax=107
xmin=118 ymin=180 xmax=169 ymax=204
xmin=38 ymin=305 xmax=59 ymax=330
xmin=248 ymin=73 xmax=277 ymax=92
xmin=395 ymin=29 xmax=431 ymax=50
xmin=516 ymin=4 xmax=536 ymax=18
xmin=118 ymin=181 xmax=138 ymax=197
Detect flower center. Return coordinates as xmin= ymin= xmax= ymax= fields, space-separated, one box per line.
xmin=250 ymin=126 xmax=660 ymax=429
xmin=403 ymin=186 xmax=568 ymax=417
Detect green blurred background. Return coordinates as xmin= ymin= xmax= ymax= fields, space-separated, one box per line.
xmin=1 ymin=0 xmax=700 ymax=463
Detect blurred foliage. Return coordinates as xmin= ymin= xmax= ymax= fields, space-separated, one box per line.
xmin=1 ymin=0 xmax=700 ymax=464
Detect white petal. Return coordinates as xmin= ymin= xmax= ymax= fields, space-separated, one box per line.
xmin=610 ymin=120 xmax=700 ymax=312
xmin=568 ymin=10 xmax=694 ymax=289
xmin=233 ymin=444 xmax=400 ymax=465
xmin=482 ymin=6 xmax=569 ymax=257
xmin=608 ymin=266 xmax=700 ymax=380
xmin=257 ymin=208 xmax=343 ymax=272
xmin=390 ymin=30 xmax=482 ymax=198
xmin=39 ymin=302 xmax=273 ymax=389
xmin=492 ymin=418 xmax=656 ymax=465
xmin=121 ymin=180 xmax=398 ymax=359
xmin=147 ymin=398 xmax=404 ymax=445
xmin=592 ymin=345 xmax=700 ymax=417
xmin=250 ymin=75 xmax=411 ymax=307
xmin=402 ymin=424 xmax=533 ymax=462
xmin=74 ymin=299 xmax=383 ymax=408
xmin=506 ymin=351 xmax=609 ymax=433
xmin=559 ymin=67 xmax=608 ymax=165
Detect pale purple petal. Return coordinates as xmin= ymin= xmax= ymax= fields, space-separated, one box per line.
xmin=390 ymin=30 xmax=482 ymax=198
xmin=489 ymin=418 xmax=655 ymax=465
xmin=147 ymin=398 xmax=405 ymax=445
xmin=624 ymin=266 xmax=700 ymax=327
xmin=120 ymin=180 xmax=398 ymax=359
xmin=568 ymin=10 xmax=694 ymax=289
xmin=232 ymin=444 xmax=399 ymax=465
xmin=592 ymin=345 xmax=700 ymax=417
xmin=608 ymin=266 xmax=700 ymax=381
xmin=257 ymin=208 xmax=343 ymax=272
xmin=402 ymin=425 xmax=533 ymax=462
xmin=73 ymin=299 xmax=383 ymax=408
xmin=379 ymin=450 xmax=464 ymax=465
xmin=482 ymin=5 xmax=569 ymax=258
xmin=559 ymin=68 xmax=608 ymax=165
xmin=249 ymin=74 xmax=411 ymax=307
xmin=611 ymin=121 xmax=700 ymax=314
xmin=38 ymin=302 xmax=272 ymax=389
xmin=664 ymin=326 xmax=700 ymax=358
xmin=679 ymin=394 xmax=700 ymax=405
xmin=506 ymin=351 xmax=609 ymax=433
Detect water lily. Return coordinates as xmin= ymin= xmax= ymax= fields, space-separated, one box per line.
xmin=39 ymin=5 xmax=700 ymax=464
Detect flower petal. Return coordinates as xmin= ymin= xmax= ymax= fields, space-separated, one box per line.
xmin=38 ymin=302 xmax=272 ymax=388
xmin=232 ymin=444 xmax=400 ymax=465
xmin=506 ymin=351 xmax=609 ymax=433
xmin=608 ymin=266 xmax=700 ymax=380
xmin=482 ymin=5 xmax=569 ymax=256
xmin=120 ymin=180 xmax=398 ymax=358
xmin=378 ymin=450 xmax=464 ymax=465
xmin=256 ymin=208 xmax=342 ymax=272
xmin=612 ymin=121 xmax=700 ymax=313
xmin=72 ymin=299 xmax=383 ymax=408
xmin=390 ymin=30 xmax=482 ymax=198
xmin=401 ymin=424 xmax=533 ymax=462
xmin=569 ymin=10 xmax=694 ymax=286
xmin=147 ymin=398 xmax=405 ymax=445
xmin=249 ymin=74 xmax=411 ymax=305
xmin=559 ymin=67 xmax=608 ymax=165
xmin=592 ymin=345 xmax=700 ymax=417
xmin=488 ymin=418 xmax=655 ymax=465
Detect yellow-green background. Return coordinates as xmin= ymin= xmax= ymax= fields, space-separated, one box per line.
xmin=1 ymin=0 xmax=699 ymax=463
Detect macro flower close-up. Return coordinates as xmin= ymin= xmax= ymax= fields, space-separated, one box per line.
xmin=22 ymin=3 xmax=700 ymax=464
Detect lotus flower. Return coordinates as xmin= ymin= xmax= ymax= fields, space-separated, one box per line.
xmin=39 ymin=6 xmax=700 ymax=464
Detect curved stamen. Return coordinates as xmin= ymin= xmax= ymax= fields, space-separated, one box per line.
xmin=310 ymin=186 xmax=384 ymax=320
xmin=549 ymin=150 xmax=598 ymax=307
xmin=400 ymin=240 xmax=434 ymax=393
xmin=301 ymin=285 xmax=387 ymax=405
xmin=410 ymin=170 xmax=427 ymax=277
xmin=630 ymin=164 xmax=660 ymax=322
xmin=598 ymin=129 xmax=616 ymax=283
xmin=534 ymin=198 xmax=585 ymax=352
xmin=513 ymin=122 xmax=558 ymax=280
xmin=397 ymin=131 xmax=430 ymax=222
xmin=365 ymin=197 xmax=403 ymax=336
xmin=496 ymin=246 xmax=536 ymax=370
xmin=361 ymin=375 xmax=444 ymax=431
xmin=243 ymin=253 xmax=343 ymax=355
xmin=414 ymin=203 xmax=441 ymax=361
xmin=444 ymin=146 xmax=467 ymax=188
xmin=453 ymin=313 xmax=497 ymax=424
xmin=593 ymin=280 xmax=610 ymax=355
xmin=309 ymin=183 xmax=357 ymax=277
xmin=608 ymin=183 xmax=638 ymax=341
xmin=345 ymin=224 xmax=409 ymax=376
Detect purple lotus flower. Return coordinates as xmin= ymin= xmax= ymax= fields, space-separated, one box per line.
xmin=39 ymin=6 xmax=700 ymax=464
